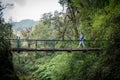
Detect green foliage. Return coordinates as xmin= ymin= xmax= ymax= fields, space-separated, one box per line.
xmin=13 ymin=0 xmax=120 ymax=80
xmin=31 ymin=52 xmax=99 ymax=80
xmin=32 ymin=53 xmax=72 ymax=80
xmin=31 ymin=22 xmax=57 ymax=39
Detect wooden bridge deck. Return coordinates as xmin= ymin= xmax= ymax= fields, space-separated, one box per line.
xmin=12 ymin=48 xmax=102 ymax=52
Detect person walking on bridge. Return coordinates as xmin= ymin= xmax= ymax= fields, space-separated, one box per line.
xmin=78 ymin=32 xmax=85 ymax=48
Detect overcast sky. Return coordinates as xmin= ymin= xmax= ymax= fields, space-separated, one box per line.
xmin=3 ymin=0 xmax=62 ymax=22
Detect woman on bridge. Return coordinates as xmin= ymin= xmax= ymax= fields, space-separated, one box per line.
xmin=78 ymin=32 xmax=86 ymax=48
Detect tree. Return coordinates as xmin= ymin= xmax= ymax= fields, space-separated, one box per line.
xmin=0 ymin=2 xmax=19 ymax=80
xmin=59 ymin=0 xmax=78 ymax=39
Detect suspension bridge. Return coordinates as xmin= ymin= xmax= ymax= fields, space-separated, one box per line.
xmin=10 ymin=38 xmax=103 ymax=53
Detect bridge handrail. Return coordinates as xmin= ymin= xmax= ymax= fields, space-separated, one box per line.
xmin=10 ymin=39 xmax=114 ymax=52
xmin=9 ymin=39 xmax=110 ymax=41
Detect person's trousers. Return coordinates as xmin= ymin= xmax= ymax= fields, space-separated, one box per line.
xmin=78 ymin=40 xmax=85 ymax=48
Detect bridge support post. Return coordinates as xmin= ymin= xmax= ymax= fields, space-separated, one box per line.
xmin=35 ymin=40 xmax=37 ymax=53
xmin=17 ymin=37 xmax=20 ymax=53
xmin=52 ymin=41 xmax=55 ymax=52
xmin=68 ymin=40 xmax=72 ymax=52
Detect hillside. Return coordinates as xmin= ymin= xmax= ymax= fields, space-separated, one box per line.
xmin=12 ymin=19 xmax=37 ymax=30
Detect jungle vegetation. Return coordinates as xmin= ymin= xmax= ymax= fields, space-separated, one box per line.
xmin=1 ymin=0 xmax=120 ymax=80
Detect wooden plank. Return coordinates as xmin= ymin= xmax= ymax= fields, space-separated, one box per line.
xmin=11 ymin=48 xmax=102 ymax=52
